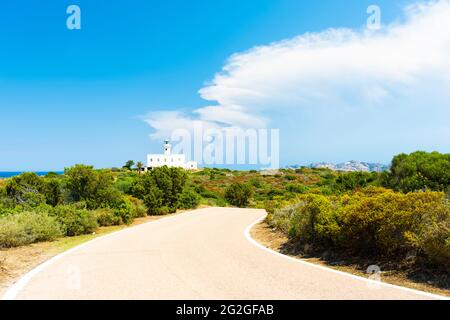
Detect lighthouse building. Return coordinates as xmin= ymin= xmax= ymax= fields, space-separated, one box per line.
xmin=147 ymin=140 xmax=197 ymax=170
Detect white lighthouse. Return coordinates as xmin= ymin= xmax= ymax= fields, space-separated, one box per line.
xmin=146 ymin=140 xmax=198 ymax=170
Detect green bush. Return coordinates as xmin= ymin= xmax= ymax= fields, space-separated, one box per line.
xmin=225 ymin=183 xmax=253 ymax=207
xmin=0 ymin=211 xmax=62 ymax=248
xmin=127 ymin=196 xmax=147 ymax=218
xmin=143 ymin=188 xmax=164 ymax=215
xmin=132 ymin=166 xmax=188 ymax=214
xmin=335 ymin=188 xmax=448 ymax=256
xmin=94 ymin=196 xmax=146 ymax=226
xmin=157 ymin=206 xmax=170 ymax=215
xmin=333 ymin=171 xmax=380 ymax=192
xmin=114 ymin=172 xmax=138 ymax=195
xmin=177 ymin=190 xmax=200 ymax=209
xmin=284 ymin=175 xmax=296 ymax=181
xmin=94 ymin=208 xmax=122 ymax=226
xmin=50 ymin=205 xmax=98 ymax=236
xmin=269 ymin=187 xmax=450 ymax=271
xmin=65 ymin=165 xmax=118 ymax=209
xmin=280 ymin=194 xmax=338 ymax=244
xmin=382 ymin=151 xmax=450 ymax=193
xmin=286 ymin=184 xmax=309 ymax=194
xmin=5 ymin=173 xmax=46 ymax=207
xmin=112 ymin=198 xmax=135 ymax=225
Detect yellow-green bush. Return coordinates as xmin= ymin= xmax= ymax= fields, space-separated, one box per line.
xmin=336 ymin=188 xmax=448 ymax=256
xmin=288 ymin=194 xmax=338 ymax=244
xmin=94 ymin=208 xmax=122 ymax=226
xmin=127 ymin=196 xmax=147 ymax=218
xmin=270 ymin=187 xmax=450 ymax=270
xmin=0 ymin=211 xmax=62 ymax=248
xmin=50 ymin=205 xmax=98 ymax=236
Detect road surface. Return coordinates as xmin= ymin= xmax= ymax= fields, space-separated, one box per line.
xmin=2 ymin=207 xmax=444 ymax=300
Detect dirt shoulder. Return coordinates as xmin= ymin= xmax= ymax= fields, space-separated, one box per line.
xmin=251 ymin=221 xmax=450 ymax=298
xmin=0 ymin=210 xmax=193 ymax=297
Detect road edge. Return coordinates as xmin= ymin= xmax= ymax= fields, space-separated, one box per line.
xmin=244 ymin=212 xmax=449 ymax=301
xmin=1 ymin=209 xmax=199 ymax=300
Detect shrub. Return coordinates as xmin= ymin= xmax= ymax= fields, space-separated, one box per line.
xmin=281 ymin=194 xmax=338 ymax=244
xmin=0 ymin=211 xmax=62 ymax=248
xmin=286 ymin=184 xmax=309 ymax=194
xmin=382 ymin=151 xmax=450 ymax=193
xmin=156 ymin=206 xmax=170 ymax=215
xmin=132 ymin=166 xmax=188 ymax=214
xmin=93 ymin=196 xmax=145 ymax=226
xmin=94 ymin=208 xmax=121 ymax=226
xmin=42 ymin=177 xmax=63 ymax=207
xmin=143 ymin=188 xmax=164 ymax=215
xmin=270 ymin=187 xmax=450 ymax=271
xmin=249 ymin=178 xmax=263 ymax=188
xmin=50 ymin=205 xmax=98 ymax=236
xmin=336 ymin=188 xmax=448 ymax=256
xmin=284 ymin=175 xmax=296 ymax=181
xmin=114 ymin=173 xmax=138 ymax=195
xmin=414 ymin=220 xmax=450 ymax=270
xmin=225 ymin=183 xmax=252 ymax=207
xmin=65 ymin=165 xmax=117 ymax=209
xmin=177 ymin=190 xmax=200 ymax=209
xmin=332 ymin=171 xmax=380 ymax=192
xmin=5 ymin=173 xmax=47 ymax=208
xmin=113 ymin=198 xmax=135 ymax=225
xmin=127 ymin=196 xmax=147 ymax=218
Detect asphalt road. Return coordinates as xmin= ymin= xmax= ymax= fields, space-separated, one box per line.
xmin=3 ymin=207 xmax=444 ymax=300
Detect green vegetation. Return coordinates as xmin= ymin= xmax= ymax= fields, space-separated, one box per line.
xmin=0 ymin=165 xmax=200 ymax=248
xmin=0 ymin=211 xmax=62 ymax=248
xmin=381 ymin=151 xmax=450 ymax=193
xmin=1 ymin=150 xmax=449 ymax=279
xmin=225 ymin=183 xmax=252 ymax=208
xmin=268 ymin=189 xmax=450 ymax=270
xmin=263 ymin=151 xmax=450 ymax=277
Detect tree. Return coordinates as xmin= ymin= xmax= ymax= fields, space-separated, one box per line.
xmin=136 ymin=161 xmax=144 ymax=175
xmin=43 ymin=178 xmax=63 ymax=207
xmin=5 ymin=172 xmax=46 ymax=207
xmin=64 ymin=165 xmax=97 ymax=202
xmin=131 ymin=166 xmax=188 ymax=214
xmin=123 ymin=160 xmax=135 ymax=171
xmin=334 ymin=172 xmax=380 ymax=192
xmin=225 ymin=183 xmax=253 ymax=208
xmin=382 ymin=151 xmax=450 ymax=193
xmin=64 ymin=165 xmax=118 ymax=208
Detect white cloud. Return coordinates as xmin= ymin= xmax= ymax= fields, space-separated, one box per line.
xmin=145 ymin=0 xmax=450 ymax=145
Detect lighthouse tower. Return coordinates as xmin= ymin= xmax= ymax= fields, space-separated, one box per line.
xmin=163 ymin=139 xmax=171 ymax=156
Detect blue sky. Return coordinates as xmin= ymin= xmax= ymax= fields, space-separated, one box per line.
xmin=1 ymin=0 xmax=449 ymax=171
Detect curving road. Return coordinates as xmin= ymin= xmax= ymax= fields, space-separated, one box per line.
xmin=2 ymin=208 xmax=444 ymax=300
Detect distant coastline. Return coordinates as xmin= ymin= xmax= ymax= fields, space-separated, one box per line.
xmin=0 ymin=172 xmax=63 ymax=179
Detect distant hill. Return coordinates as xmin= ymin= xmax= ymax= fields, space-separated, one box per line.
xmin=288 ymin=161 xmax=389 ymax=172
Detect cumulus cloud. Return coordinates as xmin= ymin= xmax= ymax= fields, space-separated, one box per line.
xmin=145 ymin=0 xmax=450 ymax=146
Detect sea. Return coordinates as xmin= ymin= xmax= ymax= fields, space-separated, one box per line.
xmin=0 ymin=172 xmax=63 ymax=178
